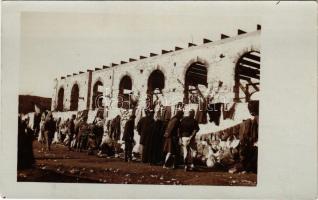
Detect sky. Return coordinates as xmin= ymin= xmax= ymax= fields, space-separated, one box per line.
xmin=19 ymin=2 xmax=261 ymax=98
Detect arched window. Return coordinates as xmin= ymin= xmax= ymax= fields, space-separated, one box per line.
xmin=147 ymin=70 xmax=165 ymax=108
xmin=234 ymin=51 xmax=260 ymax=102
xmin=92 ymin=80 xmax=103 ymax=110
xmin=57 ymin=87 xmax=64 ymax=111
xmin=118 ymin=75 xmax=132 ymax=109
xmin=70 ymin=84 xmax=79 ymax=111
xmin=184 ymin=62 xmax=207 ymax=104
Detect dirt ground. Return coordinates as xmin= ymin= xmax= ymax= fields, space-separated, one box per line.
xmin=17 ymin=141 xmax=257 ymax=186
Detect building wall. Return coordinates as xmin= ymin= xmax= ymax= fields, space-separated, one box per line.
xmin=52 ymin=72 xmax=91 ymax=111
xmin=90 ymin=68 xmax=113 ymax=109
xmin=52 ymin=30 xmax=260 ymax=113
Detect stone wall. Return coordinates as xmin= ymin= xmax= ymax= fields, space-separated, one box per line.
xmin=52 ymin=30 xmax=260 ymax=115
xmin=52 ymin=72 xmax=91 ymax=111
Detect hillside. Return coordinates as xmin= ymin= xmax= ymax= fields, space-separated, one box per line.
xmin=19 ymin=95 xmax=52 ymax=114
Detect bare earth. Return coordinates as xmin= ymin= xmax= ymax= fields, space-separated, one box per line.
xmin=17 ymin=142 xmax=257 ymax=186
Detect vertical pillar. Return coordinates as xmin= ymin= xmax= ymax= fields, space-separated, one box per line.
xmin=51 ymin=78 xmax=58 ymax=111
xmin=86 ymin=70 xmax=93 ymax=110
xmin=139 ymin=85 xmax=148 ymax=109
xmin=104 ymin=68 xmax=116 ymax=119
xmin=234 ymin=76 xmax=240 ymax=102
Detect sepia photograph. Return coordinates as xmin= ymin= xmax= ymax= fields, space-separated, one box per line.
xmin=17 ymin=3 xmax=260 ymax=186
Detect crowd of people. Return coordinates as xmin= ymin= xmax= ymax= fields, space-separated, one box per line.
xmin=18 ymin=101 xmax=258 ymax=173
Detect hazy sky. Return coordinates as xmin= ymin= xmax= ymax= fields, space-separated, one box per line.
xmin=20 ymin=2 xmax=261 ymax=97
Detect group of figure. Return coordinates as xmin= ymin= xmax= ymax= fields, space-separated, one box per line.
xmin=123 ymin=108 xmax=200 ymax=171
xmin=30 ymin=111 xmax=103 ymax=154
xmin=28 ymin=107 xmax=202 ymax=171
xmin=18 ymin=100 xmax=258 ymax=173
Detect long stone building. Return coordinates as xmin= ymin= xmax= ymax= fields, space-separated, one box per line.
xmin=51 ymin=25 xmax=261 ymax=122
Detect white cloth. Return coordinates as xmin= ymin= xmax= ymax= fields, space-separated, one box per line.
xmin=63 ymin=135 xmax=70 ymax=145
xmin=37 ymin=121 xmax=45 ymax=143
xmin=52 ymin=131 xmax=60 ymax=144
xmin=71 ymin=138 xmax=77 ymax=148
xmin=233 ymin=103 xmax=252 ymax=121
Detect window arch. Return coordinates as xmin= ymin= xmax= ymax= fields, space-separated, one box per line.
xmin=70 ymin=84 xmax=79 ymax=111
xmin=92 ymin=80 xmax=103 ymax=110
xmin=147 ymin=70 xmax=165 ymax=108
xmin=184 ymin=62 xmax=207 ymax=104
xmin=118 ymin=75 xmax=132 ymax=109
xmin=57 ymin=87 xmax=64 ymax=111
xmin=234 ymin=51 xmax=260 ymax=102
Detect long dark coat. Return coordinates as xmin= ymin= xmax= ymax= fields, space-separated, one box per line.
xmin=122 ymin=119 xmax=135 ymax=143
xmin=110 ymin=117 xmax=121 ymax=141
xmin=137 ymin=116 xmax=154 ymax=145
xmin=137 ymin=116 xmax=155 ymax=163
xmin=147 ymin=120 xmax=165 ymax=164
xmin=33 ymin=113 xmax=41 ymax=135
xmin=18 ymin=118 xmax=35 ymax=169
xmin=93 ymin=124 xmax=104 ymax=147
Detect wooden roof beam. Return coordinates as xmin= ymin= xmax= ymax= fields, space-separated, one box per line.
xmin=238 ymin=29 xmax=247 ymax=35
xmin=203 ymin=38 xmax=212 ymax=43
xmin=150 ymin=53 xmax=158 ymax=57
xmin=175 ymin=46 xmax=183 ymax=51
xmin=221 ymin=34 xmax=229 ymax=39
xmin=188 ymin=43 xmax=197 ymax=47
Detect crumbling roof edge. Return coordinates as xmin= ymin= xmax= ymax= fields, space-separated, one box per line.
xmin=57 ymin=29 xmax=261 ymax=80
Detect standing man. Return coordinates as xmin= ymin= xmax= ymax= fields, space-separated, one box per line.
xmin=137 ymin=110 xmax=155 ymax=163
xmin=43 ymin=112 xmax=56 ymax=151
xmin=76 ymin=115 xmax=90 ymax=152
xmin=110 ymin=115 xmax=121 ymax=156
xmin=33 ymin=112 xmax=41 ymax=138
xmin=68 ymin=114 xmax=76 ymax=150
xmin=180 ymin=109 xmax=200 ymax=171
xmin=136 ymin=110 xmax=147 ymax=160
xmin=163 ymin=110 xmax=184 ymax=169
xmin=147 ymin=110 xmax=165 ymax=165
xmin=18 ymin=116 xmax=35 ymax=169
xmin=122 ymin=114 xmax=136 ymax=162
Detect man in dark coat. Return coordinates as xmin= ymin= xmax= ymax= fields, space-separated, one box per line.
xmin=163 ymin=110 xmax=184 ymax=169
xmin=137 ymin=112 xmax=147 ymax=160
xmin=76 ymin=115 xmax=90 ymax=152
xmin=122 ymin=114 xmax=136 ymax=162
xmin=180 ymin=109 xmax=200 ymax=171
xmin=137 ymin=110 xmax=147 ymax=144
xmin=110 ymin=115 xmax=121 ymax=141
xmin=18 ymin=116 xmax=35 ymax=169
xmin=110 ymin=115 xmax=121 ymax=156
xmin=33 ymin=112 xmax=41 ymax=137
xmin=240 ymin=103 xmax=259 ymax=173
xmin=43 ymin=112 xmax=56 ymax=151
xmin=137 ymin=110 xmax=155 ymax=163
xmin=147 ymin=111 xmax=165 ymax=165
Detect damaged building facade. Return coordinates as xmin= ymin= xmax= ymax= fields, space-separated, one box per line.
xmin=51 ymin=26 xmax=261 ymax=123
